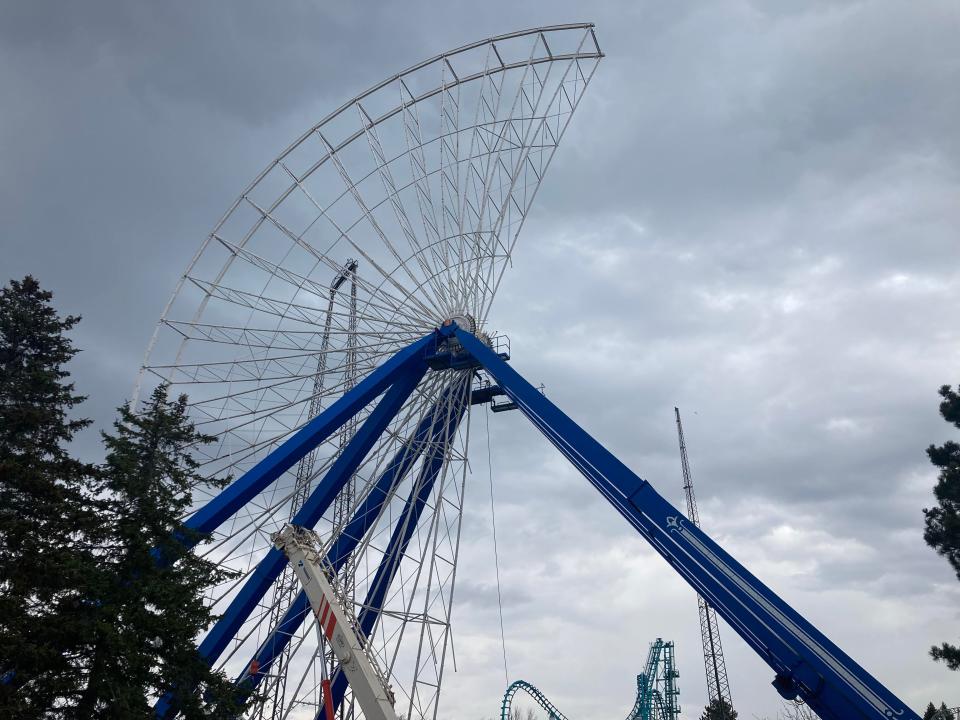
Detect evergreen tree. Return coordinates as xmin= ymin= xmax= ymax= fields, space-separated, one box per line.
xmin=700 ymin=697 xmax=738 ymax=720
xmin=0 ymin=276 xmax=101 ymax=717
xmin=923 ymin=702 xmax=956 ymax=720
xmin=924 ymin=385 xmax=960 ymax=670
xmin=74 ymin=385 xmax=245 ymax=718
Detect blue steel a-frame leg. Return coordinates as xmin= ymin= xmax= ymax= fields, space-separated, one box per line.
xmin=183 ymin=333 xmax=436 ymax=540
xmin=233 ymin=383 xmax=467 ymax=694
xmin=156 ymin=336 xmax=433 ymax=718
xmin=197 ymin=367 xmax=425 ymax=657
xmin=452 ymin=326 xmax=919 ymax=720
xmin=160 ymin=324 xmax=919 ymax=720
xmin=323 ymin=383 xmax=468 ymax=717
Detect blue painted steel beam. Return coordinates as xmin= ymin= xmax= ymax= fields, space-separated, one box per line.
xmin=453 ymin=326 xmax=919 ymax=720
xmin=322 ymin=389 xmax=467 ymax=716
xmin=197 ymin=367 xmax=426 ymax=662
xmin=155 ymin=362 xmax=427 ymax=718
xmin=470 ymin=383 xmax=505 ymax=405
xmin=234 ymin=386 xmax=461 ymax=693
xmin=182 ymin=333 xmax=436 ymax=539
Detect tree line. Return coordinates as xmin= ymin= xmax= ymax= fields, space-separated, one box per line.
xmin=0 ymin=273 xmax=957 ymax=718
xmin=0 ymin=276 xmax=250 ymax=718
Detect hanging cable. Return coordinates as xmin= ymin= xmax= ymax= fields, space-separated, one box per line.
xmin=485 ymin=405 xmax=510 ymax=683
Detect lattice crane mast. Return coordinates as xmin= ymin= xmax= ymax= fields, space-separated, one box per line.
xmin=675 ymin=408 xmax=733 ymax=714
xmin=256 ymin=260 xmax=359 ymax=720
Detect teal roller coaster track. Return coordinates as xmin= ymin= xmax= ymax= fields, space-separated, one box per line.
xmin=501 ymin=639 xmax=679 ymax=720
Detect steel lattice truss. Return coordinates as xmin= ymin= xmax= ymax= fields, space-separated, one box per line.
xmin=138 ymin=24 xmax=603 ymax=720
xmin=674 ymin=409 xmax=733 ymax=710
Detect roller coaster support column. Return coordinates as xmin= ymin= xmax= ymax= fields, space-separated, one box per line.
xmin=452 ymin=325 xmax=918 ymax=720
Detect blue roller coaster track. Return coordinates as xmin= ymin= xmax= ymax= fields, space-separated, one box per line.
xmin=501 ymin=681 xmax=569 ymax=720
xmin=502 ymin=639 xmax=679 ymax=720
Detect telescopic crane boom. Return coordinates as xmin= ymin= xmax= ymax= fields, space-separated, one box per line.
xmin=273 ymin=525 xmax=397 ymax=720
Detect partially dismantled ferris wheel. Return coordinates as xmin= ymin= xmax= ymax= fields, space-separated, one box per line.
xmin=138 ymin=24 xmax=603 ymax=720
xmin=138 ymin=19 xmax=929 ymax=720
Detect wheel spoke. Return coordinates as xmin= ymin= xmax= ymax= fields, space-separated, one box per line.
xmin=137 ymin=24 xmax=601 ymax=720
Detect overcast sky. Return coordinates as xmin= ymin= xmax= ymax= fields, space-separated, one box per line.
xmin=2 ymin=2 xmax=959 ymax=719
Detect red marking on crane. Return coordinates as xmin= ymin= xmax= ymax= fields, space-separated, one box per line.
xmin=321 ymin=678 xmax=336 ymax=720
xmin=325 ymin=611 xmax=337 ymax=640
xmin=319 ymin=597 xmax=330 ymax=627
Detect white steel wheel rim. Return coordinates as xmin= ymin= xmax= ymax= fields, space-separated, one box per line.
xmin=136 ymin=23 xmax=602 ymax=720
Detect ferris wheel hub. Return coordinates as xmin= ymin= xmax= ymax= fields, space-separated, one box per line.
xmin=441 ymin=313 xmax=476 ymax=335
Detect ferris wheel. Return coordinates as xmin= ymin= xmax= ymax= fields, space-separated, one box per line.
xmin=138 ymin=24 xmax=603 ymax=720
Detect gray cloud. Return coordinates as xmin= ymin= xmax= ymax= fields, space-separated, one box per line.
xmin=2 ymin=1 xmax=958 ymax=718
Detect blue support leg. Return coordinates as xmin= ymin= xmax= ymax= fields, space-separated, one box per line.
xmin=324 ymin=387 xmax=467 ymax=716
xmin=183 ymin=332 xmax=436 ymax=539
xmin=234 ymin=385 xmax=462 ymax=693
xmin=155 ymin=362 xmax=428 ymax=718
xmin=453 ymin=326 xmax=919 ymax=720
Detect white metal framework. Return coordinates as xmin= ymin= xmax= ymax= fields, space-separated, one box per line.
xmin=137 ymin=24 xmax=602 ymax=720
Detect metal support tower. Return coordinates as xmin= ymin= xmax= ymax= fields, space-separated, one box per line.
xmin=334 ymin=259 xmax=359 ymax=548
xmin=675 ymin=407 xmax=733 ymax=714
xmin=256 ymin=260 xmax=359 ymax=720
xmin=331 ymin=260 xmax=359 ymax=720
xmin=659 ymin=640 xmax=680 ymax=720
xmin=626 ymin=639 xmax=680 ymax=720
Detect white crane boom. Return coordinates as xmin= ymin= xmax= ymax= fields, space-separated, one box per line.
xmin=272 ymin=525 xmax=397 ymax=720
